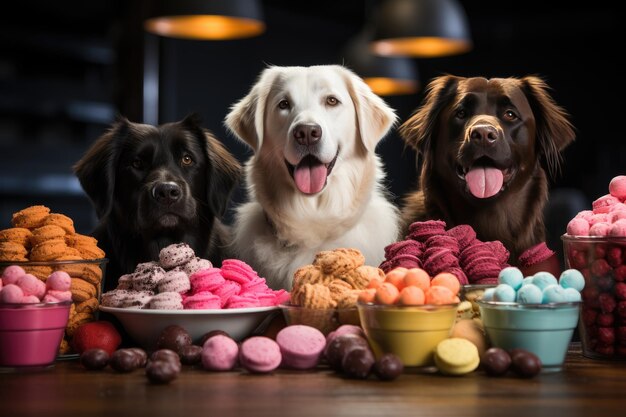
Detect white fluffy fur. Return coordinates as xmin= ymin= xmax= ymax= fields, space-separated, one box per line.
xmin=225 ymin=65 xmax=400 ymax=289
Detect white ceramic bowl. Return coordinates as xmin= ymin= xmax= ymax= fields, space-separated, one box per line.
xmin=100 ymin=305 xmax=280 ymax=349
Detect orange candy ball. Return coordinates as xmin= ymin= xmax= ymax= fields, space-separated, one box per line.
xmin=425 ymin=285 xmax=456 ymax=305
xmin=431 ymin=272 xmax=461 ymax=296
xmin=384 ymin=268 xmax=407 ymax=291
xmin=403 ymin=268 xmax=431 ymax=292
xmin=375 ymin=282 xmax=400 ymax=305
xmin=398 ymin=286 xmax=425 ymax=306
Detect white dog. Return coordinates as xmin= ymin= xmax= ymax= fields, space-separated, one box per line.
xmin=225 ymin=65 xmax=400 ymax=289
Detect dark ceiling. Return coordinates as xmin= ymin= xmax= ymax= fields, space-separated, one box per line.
xmin=0 ymin=0 xmax=623 ymax=235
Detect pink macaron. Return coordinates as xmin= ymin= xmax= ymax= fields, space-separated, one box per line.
xmin=225 ymin=294 xmax=260 ymax=309
xmin=239 ymin=336 xmax=282 ymax=373
xmin=201 ymin=334 xmax=239 ymax=371
xmin=592 ymin=194 xmax=620 ymax=214
xmin=183 ymin=291 xmax=221 ymax=309
xmin=149 ymin=291 xmax=183 ymax=310
xmin=190 ymin=268 xmax=225 ymax=293
xmin=158 ymin=267 xmax=191 ymax=294
xmin=276 ymin=325 xmax=326 ymax=370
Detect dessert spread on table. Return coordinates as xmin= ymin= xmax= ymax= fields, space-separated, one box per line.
xmin=1 ymin=174 xmax=626 ymax=381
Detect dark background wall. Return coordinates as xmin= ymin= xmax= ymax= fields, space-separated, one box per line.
xmin=0 ymin=1 xmax=623 ymax=246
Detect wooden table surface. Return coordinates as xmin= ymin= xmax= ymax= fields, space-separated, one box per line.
xmin=1 ymin=344 xmax=625 ymax=417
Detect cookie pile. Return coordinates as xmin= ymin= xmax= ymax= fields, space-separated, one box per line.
xmin=101 ymin=243 xmax=290 ymax=310
xmin=0 ymin=205 xmax=106 ymax=354
xmin=380 ymin=221 xmax=510 ymax=285
xmin=290 ymin=248 xmax=384 ymax=309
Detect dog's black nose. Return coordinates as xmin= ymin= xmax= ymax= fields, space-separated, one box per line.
xmin=293 ymin=123 xmax=322 ymax=146
xmin=469 ymin=124 xmax=499 ymax=145
xmin=152 ymin=182 xmax=182 ymax=205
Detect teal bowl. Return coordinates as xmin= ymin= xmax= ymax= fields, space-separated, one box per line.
xmin=477 ymin=300 xmax=581 ymax=371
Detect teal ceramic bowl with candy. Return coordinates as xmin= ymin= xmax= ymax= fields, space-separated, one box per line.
xmin=478 ymin=267 xmax=584 ymax=371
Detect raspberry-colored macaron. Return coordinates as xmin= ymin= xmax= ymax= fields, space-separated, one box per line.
xmin=406 ymin=220 xmax=447 ymax=242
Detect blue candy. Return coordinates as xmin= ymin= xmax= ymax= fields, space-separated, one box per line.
xmin=542 ymin=284 xmax=567 ymax=304
xmin=521 ymin=276 xmax=534 ymax=286
xmin=516 ymin=284 xmax=543 ymax=304
xmin=532 ymin=272 xmax=558 ymax=291
xmin=498 ymin=267 xmax=524 ymax=290
xmin=563 ymin=287 xmax=582 ymax=302
xmin=482 ymin=288 xmax=496 ymax=301
xmin=493 ymin=284 xmax=516 ymax=302
xmin=559 ymin=269 xmax=585 ymax=292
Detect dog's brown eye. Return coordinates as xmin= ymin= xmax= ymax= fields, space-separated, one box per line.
xmin=504 ymin=110 xmax=518 ymax=121
xmin=326 ymin=96 xmax=339 ymax=106
xmin=278 ymin=99 xmax=290 ymax=110
xmin=455 ymin=109 xmax=466 ymax=119
xmin=181 ymin=155 xmax=193 ymax=166
xmin=132 ymin=158 xmax=143 ymax=169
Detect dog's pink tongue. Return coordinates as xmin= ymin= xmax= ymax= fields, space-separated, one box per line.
xmin=465 ymin=167 xmax=504 ymax=198
xmin=293 ymin=160 xmax=327 ymax=194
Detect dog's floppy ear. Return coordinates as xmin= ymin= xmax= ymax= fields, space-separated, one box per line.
xmin=339 ymin=66 xmax=397 ymax=151
xmin=73 ymin=116 xmax=130 ymax=219
xmin=520 ymin=76 xmax=576 ymax=178
xmin=182 ymin=114 xmax=242 ymax=216
xmin=225 ymin=67 xmax=280 ymax=151
xmin=399 ymin=75 xmax=460 ymax=156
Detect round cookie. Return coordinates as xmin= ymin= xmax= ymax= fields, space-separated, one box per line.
xmin=41 ymin=213 xmax=75 ymax=234
xmin=70 ymin=278 xmax=98 ymax=303
xmin=434 ymin=337 xmax=480 ymax=375
xmin=159 ymin=243 xmax=195 ymax=269
xmin=11 ymin=205 xmax=50 ymax=229
xmin=74 ymin=244 xmax=106 ymax=260
xmin=30 ymin=224 xmax=67 ymax=246
xmin=65 ymin=233 xmax=98 ymax=248
xmin=313 ymin=248 xmax=365 ymax=275
xmin=0 ymin=241 xmax=28 ymax=261
xmin=75 ymin=297 xmax=99 ymax=314
xmin=30 ymin=239 xmax=69 ymax=261
xmin=239 ymin=336 xmax=282 ymax=373
xmin=0 ymin=227 xmax=33 ymax=248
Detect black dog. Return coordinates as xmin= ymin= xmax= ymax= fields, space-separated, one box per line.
xmin=75 ymin=114 xmax=241 ymax=291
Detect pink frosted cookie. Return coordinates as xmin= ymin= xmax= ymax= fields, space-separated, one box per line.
xmin=239 ymin=336 xmax=282 ymax=373
xmin=158 ymin=267 xmax=191 ymax=294
xmin=273 ymin=289 xmax=291 ymax=305
xmin=182 ymin=257 xmax=213 ymax=276
xmin=16 ymin=273 xmax=46 ymax=299
xmin=159 ymin=243 xmax=195 ymax=269
xmin=609 ymin=175 xmax=626 ymax=200
xmin=183 ymin=291 xmax=221 ymax=309
xmin=2 ymin=265 xmax=26 ymax=285
xmin=0 ymin=284 xmax=25 ymax=303
xmin=422 ymin=247 xmax=460 ymax=276
xmin=201 ymin=335 xmax=239 ymax=371
xmin=149 ymin=292 xmax=183 ymax=310
xmin=255 ymin=292 xmax=277 ymax=307
xmin=214 ymin=280 xmax=241 ymax=307
xmin=592 ymin=194 xmax=620 ymax=214
xmin=225 ymin=294 xmax=260 ymax=309
xmin=190 ymin=268 xmax=225 ymax=293
xmin=276 ymin=325 xmax=326 ymax=370
xmin=117 ymin=274 xmax=134 ymax=290
xmin=240 ymin=277 xmax=269 ymax=294
xmin=46 ymin=270 xmax=71 ymax=292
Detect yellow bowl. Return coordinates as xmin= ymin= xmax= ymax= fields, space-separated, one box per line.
xmin=357 ymin=302 xmax=458 ymax=367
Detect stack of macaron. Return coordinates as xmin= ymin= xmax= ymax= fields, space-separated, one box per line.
xmin=358 ymin=267 xmax=460 ymax=306
xmin=566 ymin=175 xmax=626 ymax=237
xmin=481 ymin=266 xmax=585 ymax=304
xmin=380 ymin=221 xmax=510 ymax=285
xmin=101 ymin=243 xmax=289 ymax=310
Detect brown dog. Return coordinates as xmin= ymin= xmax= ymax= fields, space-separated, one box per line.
xmin=400 ymin=75 xmax=575 ymax=263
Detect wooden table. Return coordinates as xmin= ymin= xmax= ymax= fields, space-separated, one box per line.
xmin=1 ymin=344 xmax=624 ymax=417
